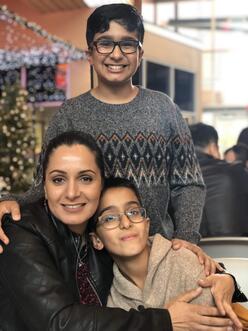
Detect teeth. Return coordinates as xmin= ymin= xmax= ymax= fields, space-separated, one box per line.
xmin=64 ymin=204 xmax=82 ymax=209
xmin=107 ymin=65 xmax=125 ymax=70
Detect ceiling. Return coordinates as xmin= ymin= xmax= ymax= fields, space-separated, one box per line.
xmin=24 ymin=0 xmax=200 ymax=14
xmin=25 ymin=0 xmax=86 ymax=13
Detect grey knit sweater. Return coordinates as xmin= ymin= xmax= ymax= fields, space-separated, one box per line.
xmin=5 ymin=87 xmax=205 ymax=242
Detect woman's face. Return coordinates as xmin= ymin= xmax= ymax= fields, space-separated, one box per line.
xmin=44 ymin=144 xmax=102 ymax=234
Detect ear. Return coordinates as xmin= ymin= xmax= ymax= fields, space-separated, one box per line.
xmin=86 ymin=49 xmax=94 ymax=66
xmin=208 ymin=142 xmax=220 ymax=159
xmin=89 ymin=232 xmax=104 ymax=250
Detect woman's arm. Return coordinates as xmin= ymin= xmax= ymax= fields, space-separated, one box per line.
xmin=0 ymin=217 xmax=171 ymax=331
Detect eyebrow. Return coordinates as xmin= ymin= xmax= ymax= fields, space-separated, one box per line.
xmin=98 ymin=201 xmax=140 ymax=216
xmin=95 ymin=36 xmax=138 ymax=42
xmin=48 ymin=169 xmax=96 ymax=175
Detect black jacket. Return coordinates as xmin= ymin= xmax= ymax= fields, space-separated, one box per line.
xmin=197 ymin=152 xmax=248 ymax=237
xmin=0 ymin=200 xmax=171 ymax=331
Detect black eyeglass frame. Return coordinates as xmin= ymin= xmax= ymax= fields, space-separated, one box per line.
xmin=92 ymin=39 xmax=142 ymax=55
xmin=97 ymin=207 xmax=147 ymax=230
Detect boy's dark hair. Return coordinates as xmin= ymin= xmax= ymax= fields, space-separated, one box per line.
xmin=189 ymin=122 xmax=218 ymax=149
xmin=86 ymin=4 xmax=144 ymax=47
xmin=100 ymin=176 xmax=142 ymax=204
xmin=88 ymin=176 xmax=142 ymax=231
xmin=42 ymin=131 xmax=105 ymax=181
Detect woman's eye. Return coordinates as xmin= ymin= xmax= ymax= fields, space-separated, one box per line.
xmin=80 ymin=176 xmax=93 ymax=183
xmin=52 ymin=177 xmax=64 ymax=184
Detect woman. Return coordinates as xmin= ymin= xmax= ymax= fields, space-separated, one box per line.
xmin=0 ymin=131 xmax=241 ymax=331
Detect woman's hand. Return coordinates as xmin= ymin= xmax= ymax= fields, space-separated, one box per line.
xmin=198 ymin=274 xmax=243 ymax=330
xmin=171 ymin=238 xmax=223 ymax=276
xmin=0 ymin=200 xmax=20 ymax=253
xmin=166 ymin=287 xmax=236 ymax=331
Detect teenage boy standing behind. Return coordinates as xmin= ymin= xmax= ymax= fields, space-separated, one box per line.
xmin=0 ymin=4 xmax=205 ymax=246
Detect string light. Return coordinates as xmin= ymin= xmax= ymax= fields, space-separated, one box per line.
xmin=0 ymin=5 xmax=87 ymax=70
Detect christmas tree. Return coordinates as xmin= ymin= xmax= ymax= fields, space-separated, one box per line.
xmin=0 ymin=84 xmax=36 ymax=194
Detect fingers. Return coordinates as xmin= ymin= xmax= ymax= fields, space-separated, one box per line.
xmin=223 ymin=303 xmax=243 ymax=330
xmin=10 ymin=207 xmax=21 ymax=221
xmin=0 ymin=201 xmax=21 ymax=221
xmin=214 ymin=295 xmax=226 ymax=316
xmin=178 ymin=287 xmax=203 ymax=303
xmin=171 ymin=238 xmax=184 ymax=250
xmin=0 ymin=225 xmax=9 ymax=246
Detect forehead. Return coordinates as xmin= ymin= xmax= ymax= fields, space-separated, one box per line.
xmin=46 ymin=144 xmax=97 ymax=169
xmin=100 ymin=187 xmax=139 ymax=208
xmin=94 ymin=21 xmax=138 ymax=41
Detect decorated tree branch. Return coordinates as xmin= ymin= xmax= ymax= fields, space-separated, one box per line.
xmin=0 ymin=84 xmax=36 ymax=194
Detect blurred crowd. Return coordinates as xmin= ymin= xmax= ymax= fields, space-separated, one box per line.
xmin=190 ymin=124 xmax=248 ymax=238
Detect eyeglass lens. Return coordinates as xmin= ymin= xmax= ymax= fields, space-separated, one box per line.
xmin=94 ymin=40 xmax=140 ymax=54
xmin=99 ymin=207 xmax=146 ymax=229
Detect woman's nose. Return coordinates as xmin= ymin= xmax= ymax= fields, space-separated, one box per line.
xmin=66 ymin=180 xmax=80 ymax=199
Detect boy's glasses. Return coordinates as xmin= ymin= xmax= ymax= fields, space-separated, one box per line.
xmin=97 ymin=207 xmax=146 ymax=230
xmin=92 ymin=39 xmax=142 ymax=55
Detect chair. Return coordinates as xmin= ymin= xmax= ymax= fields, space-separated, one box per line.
xmin=199 ymin=237 xmax=248 ymax=258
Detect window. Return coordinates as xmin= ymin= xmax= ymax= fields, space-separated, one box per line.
xmin=26 ymin=64 xmax=67 ymax=103
xmin=132 ymin=62 xmax=143 ymax=86
xmin=174 ymin=69 xmax=194 ymax=111
xmin=146 ymin=61 xmax=170 ymax=94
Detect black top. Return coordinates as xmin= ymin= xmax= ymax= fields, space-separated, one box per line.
xmin=197 ymin=152 xmax=248 ymax=237
xmin=0 ymin=199 xmax=172 ymax=331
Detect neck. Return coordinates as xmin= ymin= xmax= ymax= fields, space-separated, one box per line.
xmin=91 ymin=82 xmax=138 ymax=104
xmin=113 ymin=244 xmax=150 ymax=289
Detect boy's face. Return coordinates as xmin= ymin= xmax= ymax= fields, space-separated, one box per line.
xmin=87 ymin=21 xmax=143 ymax=88
xmin=91 ymin=186 xmax=149 ymax=259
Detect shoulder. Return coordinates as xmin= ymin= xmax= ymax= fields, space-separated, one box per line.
xmin=140 ymin=88 xmax=176 ymax=109
xmin=3 ymin=200 xmax=56 ymax=241
xmin=59 ymin=91 xmax=91 ymax=111
xmin=168 ymin=244 xmax=202 ymax=270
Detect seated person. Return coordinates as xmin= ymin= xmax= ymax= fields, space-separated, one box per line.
xmin=1 ymin=131 xmax=242 ymax=331
xmin=90 ymin=177 xmax=245 ymax=324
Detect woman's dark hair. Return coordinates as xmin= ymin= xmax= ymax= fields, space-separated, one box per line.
xmin=88 ymin=176 xmax=142 ymax=231
xmin=42 ymin=131 xmax=105 ymax=181
xmin=86 ymin=4 xmax=144 ymax=47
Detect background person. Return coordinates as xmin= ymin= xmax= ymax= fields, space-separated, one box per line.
xmin=190 ymin=122 xmax=248 ymax=237
xmin=224 ymin=144 xmax=248 ymax=169
xmin=0 ymin=3 xmax=205 ymax=253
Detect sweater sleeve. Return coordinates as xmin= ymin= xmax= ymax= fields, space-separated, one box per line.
xmin=168 ymin=104 xmax=205 ymax=243
xmin=0 ymin=218 xmax=172 ymax=331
